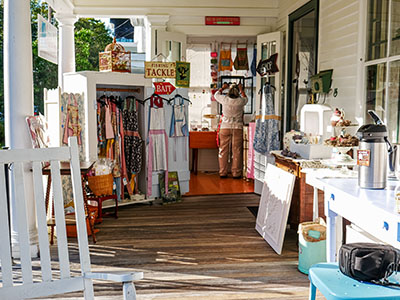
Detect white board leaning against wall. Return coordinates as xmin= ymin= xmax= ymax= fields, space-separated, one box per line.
xmin=256 ymin=163 xmax=295 ymax=255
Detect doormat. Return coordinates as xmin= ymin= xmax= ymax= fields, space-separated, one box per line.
xmin=247 ymin=206 xmax=258 ymax=218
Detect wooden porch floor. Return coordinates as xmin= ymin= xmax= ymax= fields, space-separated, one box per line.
xmin=44 ymin=193 xmax=324 ymax=299
xmin=186 ymin=172 xmax=254 ymax=196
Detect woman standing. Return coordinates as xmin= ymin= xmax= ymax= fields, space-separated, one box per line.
xmin=214 ymin=83 xmax=248 ymax=178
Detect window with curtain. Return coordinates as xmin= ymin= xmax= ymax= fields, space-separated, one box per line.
xmin=366 ymin=0 xmax=400 ymax=143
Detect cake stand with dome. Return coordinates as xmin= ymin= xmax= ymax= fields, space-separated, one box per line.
xmin=321 ymin=146 xmax=357 ymax=174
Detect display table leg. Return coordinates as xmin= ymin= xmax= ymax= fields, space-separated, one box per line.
xmin=313 ymin=187 xmax=319 ymax=221
xmin=192 ymin=148 xmax=198 ymax=175
xmin=325 ymin=191 xmax=337 ymax=262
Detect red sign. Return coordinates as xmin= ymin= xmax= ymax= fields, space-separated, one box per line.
xmin=153 ymin=82 xmax=176 ymax=95
xmin=205 ymin=16 xmax=240 ymax=26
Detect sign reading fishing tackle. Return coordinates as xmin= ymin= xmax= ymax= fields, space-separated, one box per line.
xmin=175 ymin=61 xmax=190 ymax=88
xmin=145 ymin=62 xmax=176 ymax=78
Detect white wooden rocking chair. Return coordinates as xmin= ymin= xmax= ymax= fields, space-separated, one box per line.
xmin=0 ymin=137 xmax=143 ymax=299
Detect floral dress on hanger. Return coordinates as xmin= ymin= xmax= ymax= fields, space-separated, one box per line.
xmin=253 ymin=83 xmax=280 ymax=154
xmin=123 ymin=98 xmax=143 ymax=174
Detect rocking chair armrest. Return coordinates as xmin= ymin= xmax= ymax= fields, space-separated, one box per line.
xmin=84 ymin=271 xmax=143 ymax=283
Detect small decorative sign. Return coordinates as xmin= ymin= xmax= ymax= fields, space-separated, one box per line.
xmin=153 ymin=82 xmax=176 ymax=95
xmin=357 ymin=149 xmax=370 ymax=167
xmin=256 ymin=53 xmax=279 ymax=76
xmin=175 ymin=61 xmax=190 ymax=88
xmin=205 ymin=16 xmax=240 ymax=26
xmin=145 ymin=62 xmax=176 ymax=78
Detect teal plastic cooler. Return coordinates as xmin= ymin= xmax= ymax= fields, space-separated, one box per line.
xmin=298 ymin=219 xmax=326 ymax=274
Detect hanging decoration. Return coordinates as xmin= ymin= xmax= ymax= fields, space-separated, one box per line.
xmin=256 ymin=53 xmax=279 ymax=76
xmin=219 ymin=43 xmax=233 ymax=72
xmin=233 ymin=42 xmax=249 ymax=71
xmin=176 ymin=61 xmax=191 ymax=88
xmin=145 ymin=61 xmax=176 ymax=78
xmin=210 ymin=43 xmax=219 ymax=91
xmin=153 ymin=82 xmax=176 ymax=95
xmin=99 ymin=38 xmax=131 ymax=73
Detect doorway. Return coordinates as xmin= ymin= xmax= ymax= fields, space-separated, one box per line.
xmin=185 ymin=40 xmax=257 ymax=196
xmin=286 ymin=0 xmax=319 ymax=131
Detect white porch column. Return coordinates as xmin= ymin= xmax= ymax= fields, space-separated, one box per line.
xmin=55 ymin=13 xmax=77 ymax=90
xmin=145 ymin=15 xmax=170 ymax=61
xmin=4 ymin=0 xmax=38 ymax=256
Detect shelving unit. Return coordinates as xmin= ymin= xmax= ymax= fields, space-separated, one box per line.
xmin=61 ymin=71 xmax=190 ymax=200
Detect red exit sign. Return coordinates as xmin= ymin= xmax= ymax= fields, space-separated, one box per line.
xmin=205 ymin=16 xmax=240 ymax=26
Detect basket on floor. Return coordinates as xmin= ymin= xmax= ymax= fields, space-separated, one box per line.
xmin=87 ymin=174 xmax=113 ymax=196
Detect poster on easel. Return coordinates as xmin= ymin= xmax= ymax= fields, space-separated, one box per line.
xmin=159 ymin=171 xmax=182 ymax=204
xmin=255 ymin=164 xmax=295 ymax=255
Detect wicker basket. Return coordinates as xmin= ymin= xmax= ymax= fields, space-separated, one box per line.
xmin=87 ymin=174 xmax=113 ymax=196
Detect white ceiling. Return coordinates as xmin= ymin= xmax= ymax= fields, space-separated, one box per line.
xmin=47 ymin=0 xmax=279 ymax=36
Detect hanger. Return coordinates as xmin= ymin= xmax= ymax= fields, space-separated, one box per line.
xmin=168 ymin=93 xmax=192 ymax=105
xmin=144 ymin=93 xmax=169 ymax=102
xmin=259 ymin=81 xmax=276 ymax=94
xmin=151 ymin=53 xmax=171 ymax=62
xmin=143 ymin=93 xmax=169 ymax=108
xmin=126 ymin=95 xmax=144 ymax=105
xmin=97 ymin=96 xmax=107 ymax=107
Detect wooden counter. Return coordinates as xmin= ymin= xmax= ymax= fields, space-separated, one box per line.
xmin=271 ymin=152 xmax=325 ymax=228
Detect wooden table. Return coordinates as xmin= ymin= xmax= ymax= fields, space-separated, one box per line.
xmin=43 ymin=161 xmax=97 ymax=243
xmin=271 ymin=152 xmax=325 ymax=228
xmin=189 ymin=131 xmax=218 ymax=174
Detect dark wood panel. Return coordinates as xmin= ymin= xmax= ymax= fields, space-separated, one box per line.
xmin=189 ymin=131 xmax=218 ymax=149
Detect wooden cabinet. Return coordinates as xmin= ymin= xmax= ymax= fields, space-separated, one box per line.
xmin=272 ymin=152 xmax=324 ymax=229
xmin=189 ymin=131 xmax=218 ymax=174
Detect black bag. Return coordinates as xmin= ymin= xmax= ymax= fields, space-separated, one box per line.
xmin=339 ymin=243 xmax=400 ymax=286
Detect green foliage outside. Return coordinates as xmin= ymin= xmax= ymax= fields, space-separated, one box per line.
xmin=75 ymin=19 xmax=113 ymax=71
xmin=0 ymin=1 xmax=113 ymax=147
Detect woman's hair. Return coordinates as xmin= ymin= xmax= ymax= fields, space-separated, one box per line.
xmin=228 ymin=84 xmax=240 ymax=99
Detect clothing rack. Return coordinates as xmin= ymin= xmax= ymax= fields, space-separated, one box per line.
xmin=96 ymin=87 xmax=141 ymax=94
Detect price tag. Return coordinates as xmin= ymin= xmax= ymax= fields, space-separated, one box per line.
xmin=123 ymin=178 xmax=128 ymax=186
xmin=357 ymin=150 xmax=370 ymax=167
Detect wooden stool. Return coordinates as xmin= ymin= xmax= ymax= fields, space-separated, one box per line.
xmin=87 ymin=194 xmax=118 ymax=223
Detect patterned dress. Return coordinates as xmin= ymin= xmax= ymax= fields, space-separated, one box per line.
xmin=253 ymin=84 xmax=280 ymax=154
xmin=123 ymin=99 xmax=143 ymax=173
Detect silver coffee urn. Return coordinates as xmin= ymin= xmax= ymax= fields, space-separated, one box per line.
xmin=356 ymin=111 xmax=392 ymax=189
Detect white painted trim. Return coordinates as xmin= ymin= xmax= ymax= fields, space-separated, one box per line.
xmin=14 ymin=162 xmax=33 ymax=284
xmin=32 ymin=162 xmax=52 ymax=282
xmin=168 ymin=25 xmax=271 ymax=37
xmin=0 ymin=147 xmax=70 ymax=164
xmin=0 ymin=277 xmax=85 ymax=300
xmin=73 ymin=6 xmax=279 ymax=18
xmin=356 ymin=0 xmax=367 ymax=124
xmin=50 ymin=160 xmax=71 ymax=279
xmin=0 ymin=165 xmax=13 ymax=287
